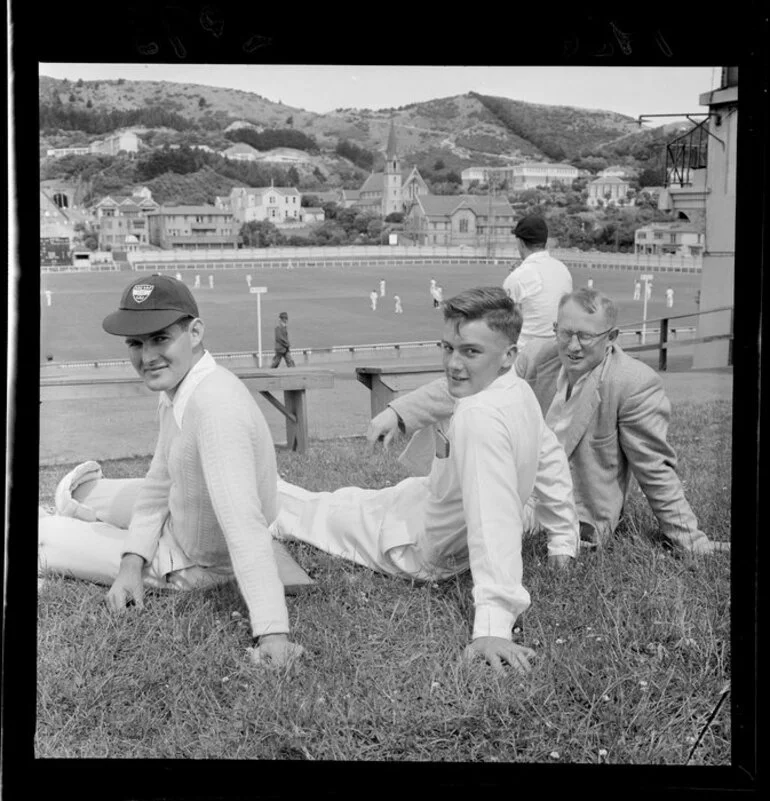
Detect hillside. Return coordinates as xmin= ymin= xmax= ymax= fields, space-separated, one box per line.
xmin=39 ymin=75 xmax=676 ymax=193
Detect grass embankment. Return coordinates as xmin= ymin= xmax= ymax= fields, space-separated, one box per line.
xmin=37 ymin=400 xmax=731 ymax=762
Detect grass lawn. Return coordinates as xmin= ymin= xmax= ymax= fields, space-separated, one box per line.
xmin=40 ymin=262 xmax=702 ymax=363
xmin=36 ymin=399 xmax=731 ymax=763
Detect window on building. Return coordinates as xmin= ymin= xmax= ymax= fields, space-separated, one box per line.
xmin=459 ymin=219 xmax=468 ymax=233
xmin=638 ymin=232 xmax=646 ymax=239
xmin=654 ymin=232 xmax=663 ymax=239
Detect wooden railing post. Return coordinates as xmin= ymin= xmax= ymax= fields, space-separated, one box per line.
xmin=659 ymin=317 xmax=669 ymax=371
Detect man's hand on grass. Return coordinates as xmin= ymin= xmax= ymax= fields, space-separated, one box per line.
xmin=248 ymin=633 xmax=305 ymax=670
xmin=366 ymin=407 xmax=400 ymax=452
xmin=105 ymin=553 xmax=145 ymax=612
xmin=548 ymin=554 xmax=573 ymax=570
xmin=464 ymin=636 xmax=535 ymax=674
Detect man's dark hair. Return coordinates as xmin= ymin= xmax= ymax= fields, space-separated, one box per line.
xmin=442 ymin=286 xmax=523 ymax=345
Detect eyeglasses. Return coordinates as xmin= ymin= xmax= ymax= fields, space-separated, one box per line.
xmin=553 ymin=325 xmax=615 ymax=346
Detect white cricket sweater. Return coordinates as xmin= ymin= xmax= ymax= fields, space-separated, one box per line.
xmin=122 ymin=352 xmax=288 ymax=637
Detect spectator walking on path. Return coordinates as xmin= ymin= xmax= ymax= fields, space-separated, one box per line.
xmin=370 ymin=289 xmax=378 ymax=311
xmin=666 ymin=286 xmax=674 ymax=308
xmin=39 ymin=274 xmax=311 ymax=669
xmin=633 ymin=278 xmax=641 ymax=301
xmin=381 ymin=288 xmax=728 ymax=558
xmin=271 ymin=312 xmax=295 ymax=368
xmin=274 ymin=288 xmax=578 ymax=673
xmin=503 ymin=215 xmax=572 ymax=356
xmin=394 ymin=295 xmax=403 ymax=314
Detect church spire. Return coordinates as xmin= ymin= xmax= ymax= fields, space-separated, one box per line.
xmin=385 ymin=117 xmax=398 ymax=160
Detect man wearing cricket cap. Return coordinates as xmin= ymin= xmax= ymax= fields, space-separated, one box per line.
xmin=503 ymin=215 xmax=573 ymax=355
xmin=39 ymin=274 xmax=311 ymax=669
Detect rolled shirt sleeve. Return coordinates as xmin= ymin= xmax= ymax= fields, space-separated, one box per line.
xmin=389 ymin=377 xmax=456 ymax=433
xmin=451 ymin=405 xmax=531 ymax=641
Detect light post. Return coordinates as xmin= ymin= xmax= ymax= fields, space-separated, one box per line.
xmin=249 ymin=285 xmax=268 ymax=367
xmin=640 ymin=273 xmax=654 ymax=345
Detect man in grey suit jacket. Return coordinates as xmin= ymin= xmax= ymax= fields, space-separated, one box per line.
xmin=370 ymin=288 xmax=727 ymax=556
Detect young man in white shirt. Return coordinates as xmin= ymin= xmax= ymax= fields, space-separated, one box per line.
xmin=273 ymin=287 xmax=579 ymax=673
xmin=39 ymin=274 xmax=309 ymax=668
xmin=503 ymin=215 xmax=572 ymax=354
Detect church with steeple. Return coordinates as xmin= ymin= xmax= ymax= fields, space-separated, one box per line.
xmin=355 ymin=119 xmax=429 ymax=217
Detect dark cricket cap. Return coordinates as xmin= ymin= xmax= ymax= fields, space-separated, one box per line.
xmin=102 ymin=274 xmax=199 ymax=336
xmin=512 ymin=215 xmax=548 ymax=245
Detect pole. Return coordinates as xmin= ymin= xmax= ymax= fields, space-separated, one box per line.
xmin=641 ymin=276 xmax=649 ymax=345
xmin=257 ymin=293 xmax=263 ymax=367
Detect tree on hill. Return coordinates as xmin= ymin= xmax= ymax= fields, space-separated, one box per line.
xmin=225 ymin=127 xmax=319 ymax=153
xmin=287 ymin=166 xmax=301 ymax=186
xmin=301 ymin=194 xmax=320 ymax=207
xmin=240 ymin=220 xmax=284 ymax=248
xmin=335 ymin=139 xmax=374 ymax=171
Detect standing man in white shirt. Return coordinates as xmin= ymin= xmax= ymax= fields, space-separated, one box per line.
xmin=502 ymin=215 xmax=573 ymax=355
xmin=39 ymin=274 xmax=311 ymax=668
xmin=273 ymin=287 xmax=579 ymax=673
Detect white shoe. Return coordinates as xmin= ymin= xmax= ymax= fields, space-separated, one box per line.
xmin=54 ymin=460 xmax=103 ymax=521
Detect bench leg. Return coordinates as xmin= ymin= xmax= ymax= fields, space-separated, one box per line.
xmin=284 ymin=389 xmax=307 ymax=453
xmin=370 ymin=379 xmax=395 ymax=419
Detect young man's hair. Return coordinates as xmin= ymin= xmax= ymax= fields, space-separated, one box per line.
xmin=175 ymin=315 xmax=196 ymax=331
xmin=558 ymin=288 xmax=618 ymax=327
xmin=442 ymin=286 xmax=523 ymax=344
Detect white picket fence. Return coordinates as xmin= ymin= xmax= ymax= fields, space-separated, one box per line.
xmin=41 ymin=245 xmax=703 ymax=274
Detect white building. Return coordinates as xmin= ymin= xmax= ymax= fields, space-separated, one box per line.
xmin=219 ymin=185 xmax=302 ymax=224
xmin=461 ymin=162 xmax=578 ymax=190
xmin=222 ymin=143 xmax=262 ymax=162
xmin=634 ymin=221 xmax=705 ymax=256
xmin=586 ymin=175 xmax=632 ymax=207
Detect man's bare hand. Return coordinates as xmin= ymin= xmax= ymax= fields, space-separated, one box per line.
xmin=366 ymin=407 xmax=400 ymax=451
xmin=247 ymin=633 xmax=305 ymax=669
xmin=463 ymin=636 xmax=535 ymax=674
xmin=548 ymin=554 xmax=573 ymax=570
xmin=105 ymin=553 xmax=145 ymax=613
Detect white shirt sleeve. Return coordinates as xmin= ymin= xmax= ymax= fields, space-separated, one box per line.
xmin=531 ymin=423 xmax=579 ymax=557
xmin=503 ymin=264 xmax=541 ymax=304
xmin=451 ymin=405 xmax=531 ymax=640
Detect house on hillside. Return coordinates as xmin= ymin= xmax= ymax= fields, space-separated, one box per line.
xmin=46 ymin=146 xmax=91 ymax=158
xmin=225 ymin=120 xmax=265 ymax=133
xmin=586 ymin=175 xmax=632 ymax=207
xmin=354 ymin=119 xmax=429 ymax=217
xmin=222 ymin=143 xmax=262 ymax=162
xmin=92 ymin=191 xmax=159 ymax=250
xmin=90 ymin=131 xmax=140 ymax=156
xmin=339 ymin=189 xmax=360 ymax=209
xmin=299 ymin=207 xmax=325 ymax=223
xmin=407 ymin=194 xmax=516 ymax=246
xmin=146 ymin=205 xmax=239 ymax=250
xmin=218 ymin=185 xmax=302 ymax=224
xmin=634 ymin=221 xmax=705 ymax=256
xmin=461 ymin=162 xmax=578 ymax=190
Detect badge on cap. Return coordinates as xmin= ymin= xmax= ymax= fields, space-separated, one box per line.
xmin=132 ymin=284 xmax=154 ymax=303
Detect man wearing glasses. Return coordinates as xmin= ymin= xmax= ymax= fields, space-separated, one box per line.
xmin=370 ymin=288 xmax=727 ymax=557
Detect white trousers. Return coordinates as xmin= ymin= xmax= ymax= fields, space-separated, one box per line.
xmin=39 ymin=478 xmax=234 ymax=591
xmin=274 ymin=478 xmax=536 ymax=583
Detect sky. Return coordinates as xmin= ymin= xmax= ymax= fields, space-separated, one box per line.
xmin=38 ymin=64 xmax=720 ymax=123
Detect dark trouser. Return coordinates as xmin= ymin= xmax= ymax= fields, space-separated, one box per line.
xmin=271 ymin=350 xmax=295 ymax=368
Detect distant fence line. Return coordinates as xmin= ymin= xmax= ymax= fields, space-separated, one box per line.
xmin=41 ymin=245 xmax=702 ymax=275
xmin=42 ymin=328 xmax=701 ymax=372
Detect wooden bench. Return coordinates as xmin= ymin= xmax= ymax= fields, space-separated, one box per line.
xmin=355 ymin=364 xmax=444 ymax=418
xmin=39 ymin=367 xmax=335 ymax=454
